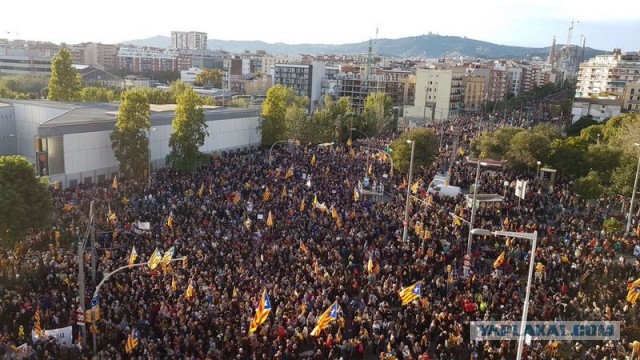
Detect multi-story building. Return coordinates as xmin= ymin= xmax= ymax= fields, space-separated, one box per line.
xmin=488 ymin=65 xmax=509 ymax=102
xmin=83 ymin=43 xmax=119 ymax=70
xmin=117 ymin=47 xmax=177 ymax=72
xmin=262 ymin=56 xmax=293 ymax=76
xmin=273 ymin=62 xmax=326 ymax=112
xmin=67 ymin=44 xmax=87 ymax=65
xmin=0 ymin=48 xmax=53 ymax=75
xmin=507 ymin=66 xmax=523 ymax=97
xmin=575 ymin=49 xmax=640 ymax=99
xmin=321 ymin=65 xmax=340 ymax=99
xmin=170 ymin=31 xmax=207 ymax=50
xmin=463 ymin=74 xmax=486 ymax=112
xmin=405 ymin=67 xmax=465 ymax=122
xmin=334 ymin=73 xmax=385 ymax=111
xmin=623 ymin=82 xmax=640 ymax=112
xmin=188 ymin=50 xmax=226 ymax=71
xmin=377 ymin=69 xmax=415 ymax=107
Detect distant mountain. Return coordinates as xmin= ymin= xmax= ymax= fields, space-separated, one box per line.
xmin=121 ymin=34 xmax=607 ymax=59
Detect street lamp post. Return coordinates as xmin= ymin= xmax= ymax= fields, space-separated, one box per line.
xmin=626 ymin=143 xmax=640 ymax=233
xmin=268 ymin=140 xmax=290 ymax=165
xmin=350 ymin=128 xmax=369 ymax=141
xmin=402 ymin=140 xmax=416 ymax=243
xmin=471 ymin=229 xmax=537 ymax=360
xmin=467 ymin=160 xmax=488 ymax=254
xmin=536 ymin=161 xmax=541 ymax=179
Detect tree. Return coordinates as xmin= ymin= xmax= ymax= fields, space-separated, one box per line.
xmin=548 ymin=138 xmax=589 ymax=178
xmin=110 ymin=89 xmax=150 ymax=178
xmin=609 ymin=154 xmax=638 ymax=197
xmin=579 ymin=125 xmax=605 ymax=143
xmin=470 ymin=127 xmax=524 ymax=160
xmin=391 ymin=129 xmax=439 ymax=174
xmin=166 ymin=88 xmax=209 ymax=174
xmin=195 ymin=68 xmax=223 ymax=88
xmin=531 ymin=123 xmax=560 ymax=141
xmin=0 ymin=156 xmax=53 ymax=245
xmin=586 ymin=145 xmax=622 ymax=182
xmin=573 ymin=170 xmax=604 ymax=200
xmin=47 ymin=48 xmax=81 ymax=101
xmin=259 ymin=85 xmax=307 ymax=146
xmin=565 ymin=115 xmax=598 ymax=137
xmin=285 ymin=105 xmax=310 ymax=141
xmin=505 ymin=131 xmax=550 ymax=170
xmin=0 ymin=75 xmax=49 ymax=98
xmin=80 ymin=87 xmax=116 ymax=103
xmin=363 ymin=92 xmax=393 ymax=134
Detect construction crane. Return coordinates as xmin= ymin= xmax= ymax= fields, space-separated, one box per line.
xmin=566 ymin=20 xmax=579 ymax=49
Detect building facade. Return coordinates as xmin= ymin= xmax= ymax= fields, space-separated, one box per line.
xmin=83 ymin=43 xmax=119 ymax=70
xmin=464 ymin=74 xmax=486 ymax=112
xmin=171 ymin=31 xmax=208 ymax=50
xmin=623 ymin=82 xmax=640 ymax=112
xmin=0 ymin=48 xmax=53 ymax=75
xmin=406 ymin=67 xmax=465 ymax=122
xmin=273 ymin=62 xmax=325 ymax=112
xmin=576 ymin=50 xmax=640 ymax=98
xmin=0 ymin=100 xmax=260 ymax=188
xmin=117 ymin=47 xmax=177 ymax=72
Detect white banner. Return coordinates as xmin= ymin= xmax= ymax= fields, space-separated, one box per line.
xmin=515 ymin=180 xmax=528 ymax=200
xmin=15 ymin=343 xmax=36 ymax=359
xmin=32 ymin=326 xmax=73 ymax=347
xmin=137 ymin=221 xmax=151 ymax=230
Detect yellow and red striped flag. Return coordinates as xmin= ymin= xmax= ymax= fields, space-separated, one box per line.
xmin=249 ymin=289 xmax=272 ymax=333
xmin=627 ymin=278 xmax=640 ymax=304
xmin=310 ymin=302 xmax=338 ymax=336
xmin=300 ymin=241 xmax=308 ymax=254
xmin=128 ymin=246 xmax=137 ymax=268
xmin=399 ymin=282 xmax=421 ymax=305
xmin=493 ymin=251 xmax=506 ymax=269
xmin=124 ymin=329 xmax=139 ymax=354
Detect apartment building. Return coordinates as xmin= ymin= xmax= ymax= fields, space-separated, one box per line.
xmin=488 ymin=65 xmax=509 ymax=102
xmin=171 ymin=31 xmax=207 ymax=50
xmin=576 ymin=49 xmax=640 ymax=98
xmin=0 ymin=48 xmax=53 ymax=75
xmin=273 ymin=62 xmax=325 ymax=112
xmin=406 ymin=67 xmax=465 ymax=122
xmin=334 ymin=73 xmax=385 ymax=111
xmin=83 ymin=43 xmax=119 ymax=70
xmin=463 ymin=74 xmax=486 ymax=112
xmin=623 ymin=82 xmax=640 ymax=112
xmin=117 ymin=47 xmax=177 ymax=72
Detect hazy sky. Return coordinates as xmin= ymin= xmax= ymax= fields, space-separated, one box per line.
xmin=3 ymin=0 xmax=638 ymax=50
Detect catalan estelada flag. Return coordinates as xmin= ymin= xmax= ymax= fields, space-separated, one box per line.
xmin=493 ymin=251 xmax=506 ymax=269
xmin=112 ymin=175 xmax=118 ymax=190
xmin=367 ymin=257 xmax=374 ymax=274
xmin=128 ymin=246 xmax=137 ymax=268
xmin=124 ymin=328 xmax=139 ymax=354
xmin=171 ymin=275 xmax=177 ymax=292
xmin=285 ymin=167 xmax=294 ymax=180
xmin=34 ymin=306 xmax=43 ymax=337
xmin=399 ymin=282 xmax=421 ymax=305
xmin=167 ymin=214 xmax=174 ymax=230
xmin=161 ymin=246 xmax=175 ymax=266
xmin=300 ymin=240 xmax=308 ymax=254
xmin=627 ymin=278 xmax=640 ymax=304
xmin=354 ymin=188 xmax=360 ymax=202
xmin=398 ymin=178 xmax=407 ymax=190
xmin=62 ymin=201 xmax=75 ymax=211
xmin=450 ymin=213 xmax=462 ymax=226
xmin=300 ymin=198 xmax=306 ymax=212
xmin=263 ymin=187 xmax=271 ymax=202
xmin=310 ymin=302 xmax=338 ymax=336
xmin=311 ymin=154 xmax=316 ymax=167
xmin=233 ymin=192 xmax=241 ymax=205
xmin=147 ymin=249 xmax=163 ymax=270
xmin=186 ymin=280 xmax=195 ymax=301
xmin=249 ymin=289 xmax=272 ymax=333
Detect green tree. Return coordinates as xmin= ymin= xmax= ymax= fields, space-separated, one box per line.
xmin=586 ymin=145 xmax=622 ymax=182
xmin=609 ymin=154 xmax=638 ymax=197
xmin=194 ymin=68 xmax=223 ymax=88
xmin=80 ymin=87 xmax=116 ymax=103
xmin=363 ymin=92 xmax=393 ymax=134
xmin=548 ymin=138 xmax=589 ymax=178
xmin=259 ymin=85 xmax=307 ymax=146
xmin=470 ymin=127 xmax=524 ymax=160
xmin=579 ymin=125 xmax=605 ymax=143
xmin=573 ymin=170 xmax=604 ymax=200
xmin=166 ymin=88 xmax=209 ymax=174
xmin=0 ymin=75 xmax=49 ymax=98
xmin=168 ymin=80 xmax=188 ymax=101
xmin=0 ymin=156 xmax=53 ymax=245
xmin=565 ymin=115 xmax=598 ymax=137
xmin=110 ymin=89 xmax=150 ymax=178
xmin=47 ymin=48 xmax=81 ymax=101
xmin=391 ymin=128 xmax=439 ymax=174
xmin=505 ymin=131 xmax=550 ymax=170
xmin=285 ymin=105 xmax=310 ymax=141
xmin=531 ymin=123 xmax=560 ymax=141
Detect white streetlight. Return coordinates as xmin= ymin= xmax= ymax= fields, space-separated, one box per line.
xmin=470 ymin=228 xmax=538 ymax=360
xmin=402 ymin=139 xmax=416 ymax=243
xmin=536 ymin=161 xmax=541 ymax=179
xmin=626 ymin=143 xmax=640 ymax=233
xmin=467 ymin=160 xmax=488 ymax=254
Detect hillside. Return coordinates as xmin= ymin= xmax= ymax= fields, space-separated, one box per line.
xmin=121 ymin=34 xmax=607 ymax=59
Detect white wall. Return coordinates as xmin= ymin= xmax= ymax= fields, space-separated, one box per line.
xmin=63 ymin=130 xmax=118 ymax=175
xmin=13 ymin=103 xmax=66 ymax=163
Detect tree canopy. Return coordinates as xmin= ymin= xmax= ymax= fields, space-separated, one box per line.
xmin=110 ymin=89 xmax=151 ymax=178
xmin=195 ymin=69 xmax=223 ymax=89
xmin=166 ymin=88 xmax=209 ymax=174
xmin=259 ymin=85 xmax=308 ymax=146
xmin=363 ymin=92 xmax=394 ymax=135
xmin=0 ymin=156 xmax=53 ymax=246
xmin=391 ymin=128 xmax=439 ymax=174
xmin=47 ymin=48 xmax=81 ymax=102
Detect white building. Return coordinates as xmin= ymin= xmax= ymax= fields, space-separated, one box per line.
xmin=571 ymin=98 xmax=622 ymax=123
xmin=0 ymin=100 xmax=260 ymax=188
xmin=404 ymin=67 xmax=465 ymax=123
xmin=272 ymin=62 xmax=326 ymax=112
xmin=171 ymin=31 xmax=208 ymax=50
xmin=181 ymin=67 xmax=203 ymax=84
xmin=576 ymin=50 xmax=640 ymax=98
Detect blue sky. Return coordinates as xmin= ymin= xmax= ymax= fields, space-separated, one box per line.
xmin=2 ymin=0 xmax=638 ymax=50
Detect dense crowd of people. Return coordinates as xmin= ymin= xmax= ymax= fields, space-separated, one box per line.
xmin=1 ymin=113 xmax=640 ymax=360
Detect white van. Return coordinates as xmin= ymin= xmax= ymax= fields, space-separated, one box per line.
xmin=428 ymin=184 xmax=461 ymax=198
